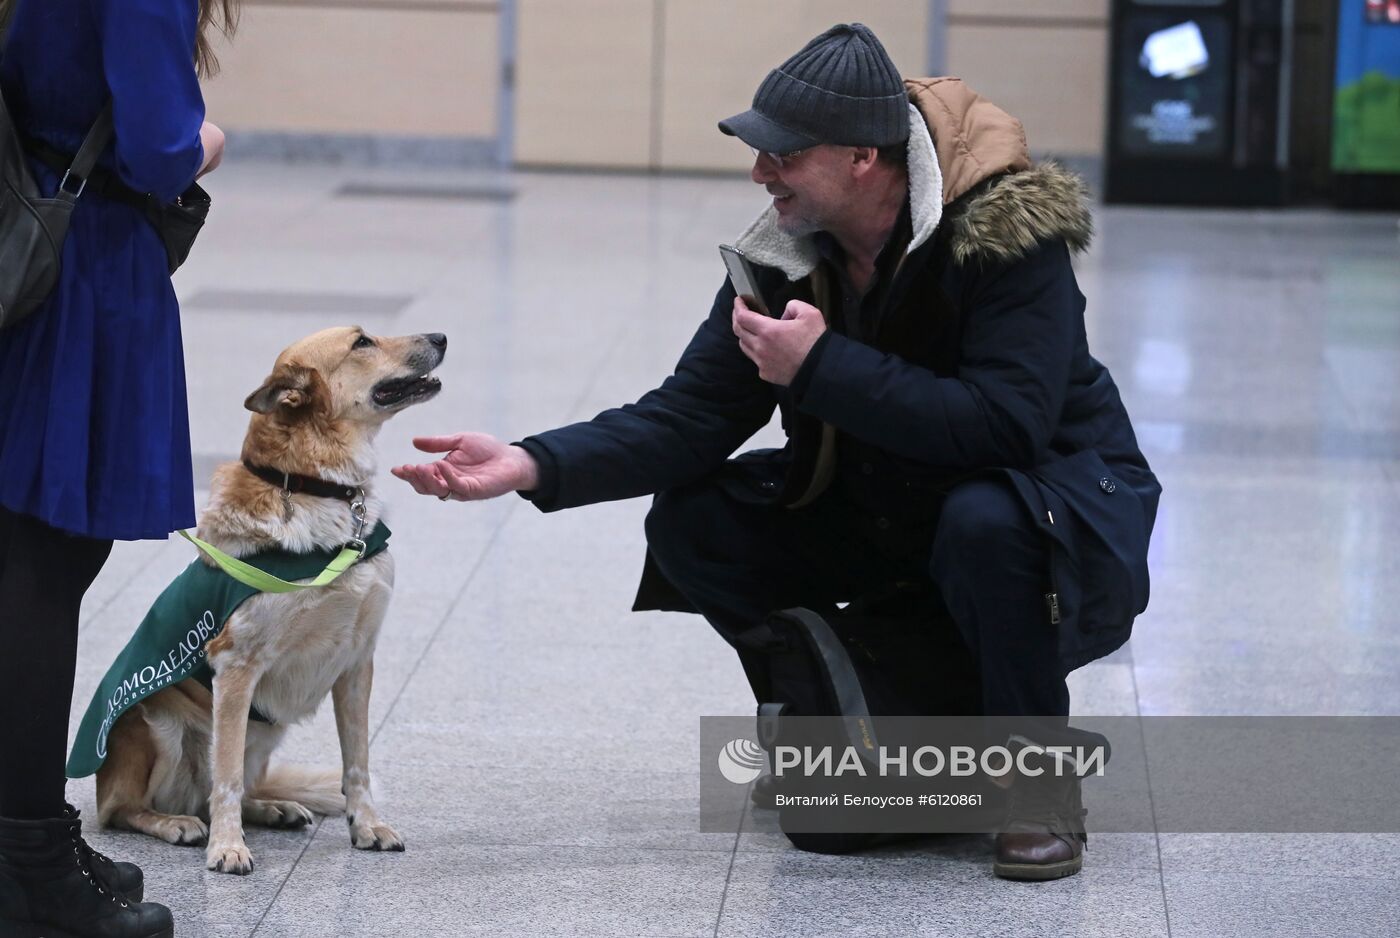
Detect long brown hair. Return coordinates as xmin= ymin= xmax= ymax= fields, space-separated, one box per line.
xmin=195 ymin=0 xmax=241 ymax=78
xmin=0 ymin=0 xmax=240 ymax=79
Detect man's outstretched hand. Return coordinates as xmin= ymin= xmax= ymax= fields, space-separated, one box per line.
xmin=391 ymin=433 xmax=540 ymax=501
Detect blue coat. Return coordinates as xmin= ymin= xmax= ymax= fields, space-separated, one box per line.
xmin=0 ymin=0 xmax=205 ymax=539
xmin=519 ymin=81 xmax=1161 ymax=671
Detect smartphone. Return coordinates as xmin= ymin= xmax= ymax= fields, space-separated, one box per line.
xmin=718 ymin=244 xmax=769 ymax=315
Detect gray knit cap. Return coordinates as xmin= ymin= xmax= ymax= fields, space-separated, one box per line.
xmin=719 ymin=23 xmax=909 ymax=154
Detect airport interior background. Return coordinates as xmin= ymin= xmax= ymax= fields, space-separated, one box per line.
xmin=44 ymin=1 xmax=1400 ymax=935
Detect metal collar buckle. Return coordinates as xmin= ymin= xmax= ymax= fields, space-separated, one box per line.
xmin=347 ymin=491 xmax=369 ymax=558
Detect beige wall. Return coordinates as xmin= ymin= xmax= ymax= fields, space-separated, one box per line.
xmin=515 ymin=0 xmax=928 ymax=171
xmin=947 ymin=0 xmax=1107 ymax=21
xmin=203 ymin=0 xmax=499 ymax=138
xmin=203 ymin=0 xmax=1111 ymax=166
xmin=945 ymin=0 xmax=1109 ymax=158
xmin=517 ymin=1 xmax=1108 ymax=170
xmin=514 ymin=0 xmax=656 ymax=167
xmin=656 ymin=2 xmax=927 ymax=172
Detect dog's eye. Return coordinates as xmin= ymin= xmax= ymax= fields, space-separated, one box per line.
xmin=353 ymin=335 xmax=375 ymax=350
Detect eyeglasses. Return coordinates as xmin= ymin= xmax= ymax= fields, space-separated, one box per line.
xmin=747 ymin=146 xmax=809 ymax=168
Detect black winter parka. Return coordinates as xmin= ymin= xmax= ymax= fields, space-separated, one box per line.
xmin=519 ymin=79 xmax=1161 ymax=670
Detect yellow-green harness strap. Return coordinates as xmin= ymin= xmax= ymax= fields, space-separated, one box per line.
xmin=179 ymin=531 xmax=367 ymax=593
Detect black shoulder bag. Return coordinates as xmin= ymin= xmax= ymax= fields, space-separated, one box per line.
xmin=1 ymin=90 xmax=113 ymax=330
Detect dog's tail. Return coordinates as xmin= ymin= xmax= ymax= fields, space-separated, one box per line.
xmin=251 ymin=765 xmax=346 ymax=816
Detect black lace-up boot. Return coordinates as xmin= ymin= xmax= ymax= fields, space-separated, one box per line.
xmin=0 ymin=814 xmax=173 ymax=938
xmin=61 ymin=804 xmax=144 ymax=903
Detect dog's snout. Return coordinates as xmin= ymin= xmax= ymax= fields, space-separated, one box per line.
xmin=425 ymin=333 xmax=447 ymax=351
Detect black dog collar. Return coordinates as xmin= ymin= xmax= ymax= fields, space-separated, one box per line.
xmin=242 ymin=460 xmax=361 ymax=503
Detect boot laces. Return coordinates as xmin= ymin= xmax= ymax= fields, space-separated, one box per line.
xmin=60 ymin=805 xmax=118 ymax=869
xmin=66 ymin=823 xmax=129 ymax=909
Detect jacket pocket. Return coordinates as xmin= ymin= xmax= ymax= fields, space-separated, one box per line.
xmin=1032 ymin=450 xmax=1151 ymax=632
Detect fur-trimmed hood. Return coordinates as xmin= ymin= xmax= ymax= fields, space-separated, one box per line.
xmin=734 ymin=77 xmax=1093 ymax=279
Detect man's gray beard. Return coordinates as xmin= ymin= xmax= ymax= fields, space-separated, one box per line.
xmin=776 ymin=212 xmax=825 ymax=238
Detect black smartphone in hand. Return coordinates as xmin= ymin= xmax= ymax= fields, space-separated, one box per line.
xmin=719 ymin=244 xmax=770 ymax=315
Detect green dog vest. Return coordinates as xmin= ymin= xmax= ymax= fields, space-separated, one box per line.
xmin=67 ymin=523 xmax=391 ymax=779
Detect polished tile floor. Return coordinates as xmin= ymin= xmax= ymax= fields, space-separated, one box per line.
xmin=62 ymin=162 xmax=1400 ymax=937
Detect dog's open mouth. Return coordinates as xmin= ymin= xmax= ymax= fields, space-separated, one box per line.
xmin=372 ymin=373 xmax=442 ymax=408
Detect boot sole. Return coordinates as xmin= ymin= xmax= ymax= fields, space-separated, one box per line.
xmin=1 ymin=919 xmax=172 ymax=938
xmin=993 ymin=853 xmax=1084 ymax=881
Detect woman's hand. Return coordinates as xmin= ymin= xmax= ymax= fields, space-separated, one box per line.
xmin=197 ymin=121 xmax=225 ymax=178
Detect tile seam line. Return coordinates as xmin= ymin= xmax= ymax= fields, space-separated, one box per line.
xmin=1307 ymin=279 xmax=1387 ymax=471
xmin=248 ymin=814 xmax=327 ymax=937
xmin=253 ymin=835 xmax=1167 ymax=864
xmin=1130 ymin=661 xmax=1173 ymax=938
xmin=713 ymin=825 xmax=742 ymax=938
xmin=246 ymin=828 xmax=1178 ymax=871
xmin=1147 ymin=866 xmax=1400 ymax=882
xmin=397 ymin=839 xmax=738 ymax=853
xmin=368 ymin=502 xmax=521 ymax=750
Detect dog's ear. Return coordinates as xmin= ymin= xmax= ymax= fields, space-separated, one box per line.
xmin=244 ymin=363 xmax=324 ymax=415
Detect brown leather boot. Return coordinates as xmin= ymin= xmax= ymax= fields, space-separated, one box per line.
xmin=993 ymin=771 xmax=1088 ymax=881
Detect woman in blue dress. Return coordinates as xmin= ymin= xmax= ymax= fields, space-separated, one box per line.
xmin=0 ymin=0 xmax=235 ymax=934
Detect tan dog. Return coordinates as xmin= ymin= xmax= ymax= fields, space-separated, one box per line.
xmin=94 ymin=326 xmax=445 ymax=875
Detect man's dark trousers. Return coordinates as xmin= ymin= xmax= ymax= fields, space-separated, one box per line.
xmin=644 ymin=474 xmax=1071 ymax=719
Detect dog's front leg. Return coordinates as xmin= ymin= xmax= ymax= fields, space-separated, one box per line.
xmin=333 ymin=659 xmax=404 ymax=851
xmin=206 ymin=662 xmax=261 ymax=874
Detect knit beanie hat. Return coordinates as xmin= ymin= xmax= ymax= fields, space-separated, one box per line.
xmin=718 ymin=23 xmax=909 ymax=153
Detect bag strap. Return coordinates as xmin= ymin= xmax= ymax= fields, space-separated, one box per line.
xmin=68 ymin=104 xmax=113 ymax=178
xmin=22 ymin=132 xmax=149 ymax=211
xmin=769 ymin=607 xmax=885 ymax=770
xmin=776 ymin=608 xmax=878 ymax=726
xmin=55 ymin=103 xmax=113 ymax=198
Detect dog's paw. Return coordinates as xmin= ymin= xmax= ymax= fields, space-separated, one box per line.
xmin=244 ymin=798 xmax=314 ymax=830
xmin=349 ymin=817 xmax=405 ymax=852
xmin=157 ymin=815 xmax=209 ymax=847
xmin=206 ymin=842 xmax=255 ymax=875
